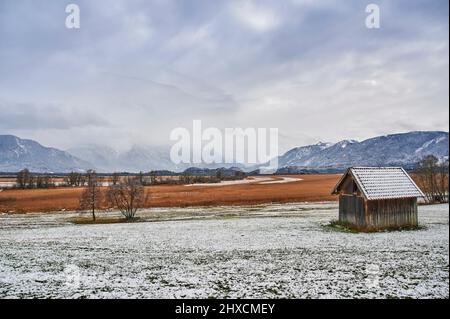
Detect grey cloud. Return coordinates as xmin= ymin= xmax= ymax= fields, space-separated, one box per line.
xmin=0 ymin=101 xmax=109 ymax=130
xmin=0 ymin=0 xmax=448 ymax=153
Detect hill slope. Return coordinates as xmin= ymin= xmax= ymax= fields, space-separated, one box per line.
xmin=0 ymin=135 xmax=92 ymax=173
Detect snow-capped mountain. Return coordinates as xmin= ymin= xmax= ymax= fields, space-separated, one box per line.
xmin=0 ymin=135 xmax=92 ymax=173
xmin=67 ymin=145 xmax=119 ymax=172
xmin=275 ymin=131 xmax=448 ymax=171
xmin=278 ymin=142 xmax=332 ymax=167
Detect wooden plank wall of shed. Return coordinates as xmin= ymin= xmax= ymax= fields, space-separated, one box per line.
xmin=365 ymin=198 xmax=418 ymax=228
xmin=339 ymin=194 xmax=365 ymax=225
xmin=338 ymin=173 xmax=366 ymax=225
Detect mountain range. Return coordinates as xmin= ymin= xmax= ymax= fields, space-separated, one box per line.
xmin=0 ymin=131 xmax=448 ymax=173
xmin=272 ymin=131 xmax=448 ymax=172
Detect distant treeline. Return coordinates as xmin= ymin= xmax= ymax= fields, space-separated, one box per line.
xmin=7 ymin=167 xmax=248 ymax=189
xmin=16 ymin=169 xmax=55 ymax=189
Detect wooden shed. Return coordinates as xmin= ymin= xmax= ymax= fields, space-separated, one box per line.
xmin=331 ymin=167 xmax=425 ymax=230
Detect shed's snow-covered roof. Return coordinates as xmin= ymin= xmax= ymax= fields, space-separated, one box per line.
xmin=332 ymin=167 xmax=425 ymax=200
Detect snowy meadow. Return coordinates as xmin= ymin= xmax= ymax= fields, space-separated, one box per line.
xmin=0 ymin=203 xmax=448 ymax=299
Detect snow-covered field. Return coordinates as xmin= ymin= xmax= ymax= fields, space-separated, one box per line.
xmin=0 ymin=203 xmax=448 ymax=299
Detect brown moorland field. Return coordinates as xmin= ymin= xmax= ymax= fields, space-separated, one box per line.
xmin=0 ymin=174 xmax=341 ymax=213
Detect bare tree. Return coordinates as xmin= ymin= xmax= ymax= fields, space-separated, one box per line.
xmin=79 ymin=170 xmax=103 ymax=221
xmin=36 ymin=175 xmax=53 ymax=189
xmin=16 ymin=169 xmax=32 ymax=189
xmin=66 ymin=172 xmax=76 ymax=186
xmin=107 ymin=176 xmax=147 ymax=220
xmin=66 ymin=171 xmax=85 ymax=186
xmin=416 ymin=155 xmax=449 ymax=203
xmin=437 ymin=159 xmax=449 ymax=202
xmin=149 ymin=171 xmax=158 ymax=184
xmin=111 ymin=172 xmax=120 ymax=186
xmin=416 ymin=155 xmax=437 ymax=202
xmin=180 ymin=173 xmax=193 ymax=185
xmin=36 ymin=175 xmax=44 ymax=189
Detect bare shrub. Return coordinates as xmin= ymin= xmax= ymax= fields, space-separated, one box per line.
xmin=107 ymin=176 xmax=147 ymax=220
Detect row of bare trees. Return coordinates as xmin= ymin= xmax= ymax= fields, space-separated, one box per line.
xmin=415 ymin=155 xmax=449 ymax=203
xmin=65 ymin=172 xmax=86 ymax=186
xmin=16 ymin=169 xmax=54 ymax=189
xmin=16 ymin=169 xmax=88 ymax=189
xmin=79 ymin=170 xmax=147 ymax=221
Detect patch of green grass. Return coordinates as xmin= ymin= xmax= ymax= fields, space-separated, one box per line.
xmin=69 ymin=217 xmax=141 ymax=225
xmin=323 ymin=220 xmax=361 ymax=233
xmin=323 ymin=220 xmax=426 ymax=233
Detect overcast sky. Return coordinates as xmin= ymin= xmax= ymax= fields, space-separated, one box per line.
xmin=0 ymin=0 xmax=448 ymax=153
